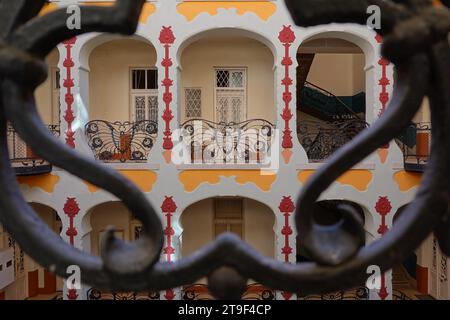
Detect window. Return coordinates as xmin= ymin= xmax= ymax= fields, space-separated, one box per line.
xmin=215 ymin=68 xmax=246 ymax=123
xmin=130 ymin=68 xmax=159 ymax=123
xmin=185 ymin=88 xmax=202 ymax=118
xmin=53 ymin=69 xmax=60 ymax=90
xmin=132 ymin=69 xmax=158 ymax=90
xmin=214 ymin=198 xmax=243 ymax=238
xmin=6 ymin=260 xmax=12 ymax=268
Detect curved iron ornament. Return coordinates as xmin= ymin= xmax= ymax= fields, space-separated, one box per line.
xmin=0 ymin=0 xmax=448 ymax=299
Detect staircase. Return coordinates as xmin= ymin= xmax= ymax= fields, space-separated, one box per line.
xmin=296 ymin=53 xmax=363 ymax=122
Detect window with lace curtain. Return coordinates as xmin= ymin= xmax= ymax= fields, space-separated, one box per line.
xmin=185 ymin=88 xmax=202 ymax=118
xmin=130 ymin=68 xmax=158 ymax=123
xmin=215 ymin=68 xmax=247 ymax=124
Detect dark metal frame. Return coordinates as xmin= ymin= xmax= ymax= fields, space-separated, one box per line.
xmin=0 ymin=0 xmax=449 ymax=299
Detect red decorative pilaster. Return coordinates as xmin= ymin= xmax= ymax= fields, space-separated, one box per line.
xmin=375 ymin=196 xmax=392 ymax=236
xmin=63 ymin=37 xmax=76 ymax=148
xmin=63 ymin=197 xmax=80 ymax=300
xmin=64 ymin=198 xmax=80 ymax=246
xmin=375 ymin=35 xmax=391 ymax=117
xmin=159 ymin=27 xmax=175 ymax=153
xmin=161 ymin=196 xmax=177 ymax=300
xmin=278 ymin=26 xmax=296 ymax=151
xmin=375 ymin=196 xmax=392 ymax=300
xmin=278 ymin=196 xmax=295 ymax=300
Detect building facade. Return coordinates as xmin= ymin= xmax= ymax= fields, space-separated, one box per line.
xmin=0 ymin=0 xmax=447 ymax=300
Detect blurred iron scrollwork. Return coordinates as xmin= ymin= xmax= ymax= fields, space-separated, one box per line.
xmin=0 ymin=0 xmax=449 ymax=299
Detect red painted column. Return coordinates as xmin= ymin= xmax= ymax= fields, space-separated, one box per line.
xmin=63 ymin=197 xmax=80 ymax=300
xmin=63 ymin=37 xmax=77 ymax=148
xmin=161 ymin=196 xmax=178 ymax=300
xmin=278 ymin=26 xmax=296 ymax=164
xmin=159 ymin=26 xmax=176 ymax=163
xmin=375 ymin=196 xmax=393 ymax=300
xmin=278 ymin=196 xmax=295 ymax=300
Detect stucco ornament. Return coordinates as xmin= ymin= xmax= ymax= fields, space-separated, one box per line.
xmin=0 ymin=0 xmax=449 ymax=299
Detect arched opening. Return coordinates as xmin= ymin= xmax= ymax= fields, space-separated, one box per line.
xmin=296 ymin=200 xmax=368 ymax=263
xmin=84 ymin=38 xmax=158 ymax=163
xmin=8 ymin=48 xmax=60 ymax=175
xmin=81 ymin=202 xmax=161 ymax=300
xmin=83 ymin=201 xmax=140 ymax=256
xmin=391 ymin=205 xmax=422 ymax=299
xmin=296 ymin=35 xmax=368 ymax=163
xmin=180 ymin=197 xmax=276 ymax=300
xmin=178 ymin=30 xmax=276 ymax=165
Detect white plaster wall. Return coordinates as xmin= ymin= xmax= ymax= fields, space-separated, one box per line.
xmin=306 ymin=53 xmax=365 ymax=96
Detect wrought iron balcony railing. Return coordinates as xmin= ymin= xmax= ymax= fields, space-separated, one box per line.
xmin=7 ymin=124 xmax=60 ymax=176
xmin=180 ymin=119 xmax=275 ymax=165
xmin=182 ymin=283 xmax=276 ymax=300
xmin=85 ymin=120 xmax=158 ymax=163
xmin=297 ymin=119 xmax=368 ymax=163
xmin=298 ymin=287 xmax=369 ymax=300
xmin=86 ymin=288 xmax=160 ymax=300
xmin=397 ymin=122 xmax=431 ymax=172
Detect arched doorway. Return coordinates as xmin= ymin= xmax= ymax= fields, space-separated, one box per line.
xmin=180 ymin=197 xmax=276 ymax=300
xmin=296 ymin=35 xmax=368 ymax=163
xmin=83 ymin=201 xmax=139 ymax=256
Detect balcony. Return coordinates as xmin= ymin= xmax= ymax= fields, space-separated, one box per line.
xmin=85 ymin=120 xmax=158 ymax=163
xmin=182 ymin=283 xmax=276 ymax=300
xmin=7 ymin=124 xmax=60 ymax=176
xmin=297 ymin=119 xmax=368 ymax=163
xmin=397 ymin=122 xmax=431 ymax=172
xmin=179 ymin=119 xmax=275 ymax=166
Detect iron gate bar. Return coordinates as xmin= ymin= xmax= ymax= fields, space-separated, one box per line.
xmin=0 ymin=0 xmax=448 ymax=299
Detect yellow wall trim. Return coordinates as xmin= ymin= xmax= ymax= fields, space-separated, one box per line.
xmin=17 ymin=174 xmax=60 ymax=193
xmin=85 ymin=170 xmax=157 ymax=193
xmin=179 ymin=170 xmax=277 ymax=192
xmin=298 ymin=170 xmax=373 ymax=192
xmin=177 ymin=1 xmax=277 ymax=22
xmin=393 ymin=170 xmax=422 ymax=192
xmin=39 ymin=3 xmax=58 ymax=16
xmin=39 ymin=3 xmax=156 ymax=23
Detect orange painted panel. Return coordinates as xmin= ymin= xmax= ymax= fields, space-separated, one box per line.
xmin=416 ymin=132 xmax=430 ymax=158
xmin=416 ymin=265 xmax=428 ymax=294
xmin=28 ymin=270 xmax=39 ymax=298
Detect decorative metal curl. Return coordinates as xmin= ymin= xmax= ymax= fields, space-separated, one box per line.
xmin=0 ymin=0 xmax=449 ymax=300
